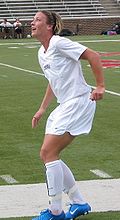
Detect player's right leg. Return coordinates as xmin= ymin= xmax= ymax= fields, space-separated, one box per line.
xmin=32 ymin=133 xmax=74 ymax=220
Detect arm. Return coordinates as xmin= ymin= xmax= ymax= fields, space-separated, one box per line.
xmin=80 ymin=48 xmax=105 ymax=101
xmin=32 ymin=83 xmax=55 ymax=128
xmin=7 ymin=22 xmax=13 ymax=27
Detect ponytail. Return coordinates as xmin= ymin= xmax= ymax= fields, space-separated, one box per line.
xmin=41 ymin=10 xmax=63 ymax=34
xmin=51 ymin=12 xmax=63 ymax=34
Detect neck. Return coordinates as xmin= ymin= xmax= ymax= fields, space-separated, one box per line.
xmin=38 ymin=33 xmax=53 ymax=52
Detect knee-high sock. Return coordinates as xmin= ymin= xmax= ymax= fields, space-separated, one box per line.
xmin=60 ymin=160 xmax=85 ymax=204
xmin=45 ymin=160 xmax=63 ymax=215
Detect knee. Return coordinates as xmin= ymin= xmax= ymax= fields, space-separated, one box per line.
xmin=40 ymin=146 xmax=59 ymax=163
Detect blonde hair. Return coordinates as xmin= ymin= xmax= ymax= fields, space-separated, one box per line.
xmin=41 ymin=10 xmax=63 ymax=34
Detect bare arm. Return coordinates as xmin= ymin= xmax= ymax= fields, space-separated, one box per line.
xmin=81 ymin=48 xmax=105 ymax=101
xmin=32 ymin=83 xmax=55 ymax=128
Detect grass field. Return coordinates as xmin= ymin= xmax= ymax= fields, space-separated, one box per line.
xmin=1 ymin=211 xmax=120 ymax=220
xmin=0 ymin=35 xmax=120 ymax=219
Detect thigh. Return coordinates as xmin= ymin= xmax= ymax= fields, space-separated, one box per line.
xmin=40 ymin=132 xmax=75 ymax=163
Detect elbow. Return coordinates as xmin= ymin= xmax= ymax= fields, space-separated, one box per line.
xmin=93 ymin=51 xmax=101 ymax=60
xmin=90 ymin=51 xmax=102 ymax=65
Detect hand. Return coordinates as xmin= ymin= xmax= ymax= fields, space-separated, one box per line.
xmin=90 ymin=86 xmax=105 ymax=101
xmin=32 ymin=108 xmax=45 ymax=128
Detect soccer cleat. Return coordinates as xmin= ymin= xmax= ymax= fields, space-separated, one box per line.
xmin=65 ymin=203 xmax=91 ymax=219
xmin=32 ymin=209 xmax=65 ymax=220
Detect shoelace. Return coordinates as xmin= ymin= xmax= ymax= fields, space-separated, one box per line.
xmin=40 ymin=209 xmax=50 ymax=215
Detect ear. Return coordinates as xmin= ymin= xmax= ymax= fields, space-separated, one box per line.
xmin=47 ymin=24 xmax=53 ymax=31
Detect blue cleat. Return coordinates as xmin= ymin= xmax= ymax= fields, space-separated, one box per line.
xmin=65 ymin=203 xmax=91 ymax=219
xmin=32 ymin=209 xmax=65 ymax=220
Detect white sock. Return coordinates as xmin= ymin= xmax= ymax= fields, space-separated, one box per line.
xmin=60 ymin=160 xmax=85 ymax=204
xmin=45 ymin=160 xmax=63 ymax=215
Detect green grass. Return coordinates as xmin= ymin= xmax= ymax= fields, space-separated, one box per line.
xmin=0 ymin=35 xmax=120 ymax=219
xmin=1 ymin=212 xmax=120 ymax=220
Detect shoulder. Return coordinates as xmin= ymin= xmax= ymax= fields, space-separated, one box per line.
xmin=50 ymin=35 xmax=63 ymax=47
xmin=50 ymin=35 xmax=74 ymax=51
xmin=51 ymin=35 xmax=73 ymax=46
xmin=53 ymin=35 xmax=86 ymax=50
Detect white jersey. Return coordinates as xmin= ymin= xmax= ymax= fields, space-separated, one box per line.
xmin=38 ymin=35 xmax=91 ymax=103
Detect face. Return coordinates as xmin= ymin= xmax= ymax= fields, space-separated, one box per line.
xmin=31 ymin=12 xmax=52 ymax=39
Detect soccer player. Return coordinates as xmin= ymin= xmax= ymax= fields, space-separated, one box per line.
xmin=31 ymin=10 xmax=105 ymax=220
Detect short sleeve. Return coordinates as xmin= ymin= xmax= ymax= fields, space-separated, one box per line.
xmin=56 ymin=37 xmax=87 ymax=61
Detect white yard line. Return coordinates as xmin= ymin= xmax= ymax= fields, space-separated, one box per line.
xmin=92 ymin=86 xmax=120 ymax=97
xmin=0 ymin=175 xmax=18 ymax=184
xmin=0 ymin=41 xmax=40 ymax=46
xmin=102 ymin=89 xmax=120 ymax=97
xmin=0 ymin=179 xmax=120 ymax=218
xmin=0 ymin=62 xmax=120 ymax=97
xmin=78 ymin=39 xmax=120 ymax=43
xmin=0 ymin=39 xmax=120 ymax=46
xmin=90 ymin=169 xmax=112 ymax=178
xmin=0 ymin=62 xmax=44 ymax=76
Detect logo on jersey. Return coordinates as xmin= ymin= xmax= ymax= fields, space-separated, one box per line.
xmin=44 ymin=64 xmax=50 ymax=70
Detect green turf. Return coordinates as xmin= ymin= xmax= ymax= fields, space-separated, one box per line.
xmin=0 ymin=35 xmax=120 ymax=219
xmin=1 ymin=211 xmax=120 ymax=220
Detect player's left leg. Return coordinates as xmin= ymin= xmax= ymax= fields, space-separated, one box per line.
xmin=32 ymin=209 xmax=65 ymax=220
xmin=65 ymin=203 xmax=91 ymax=220
xmin=60 ymin=160 xmax=91 ymax=219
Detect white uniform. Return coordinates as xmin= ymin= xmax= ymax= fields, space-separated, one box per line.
xmin=38 ymin=35 xmax=96 ymax=136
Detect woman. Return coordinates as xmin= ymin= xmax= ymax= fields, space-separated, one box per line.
xmin=13 ymin=18 xmax=22 ymax=38
xmin=31 ymin=10 xmax=105 ymax=220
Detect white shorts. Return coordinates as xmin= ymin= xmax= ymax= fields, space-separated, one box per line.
xmin=45 ymin=92 xmax=96 ymax=136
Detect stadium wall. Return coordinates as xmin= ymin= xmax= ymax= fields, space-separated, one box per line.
xmin=0 ymin=16 xmax=120 ymax=38
xmin=24 ymin=16 xmax=120 ymax=36
xmin=18 ymin=16 xmax=120 ymax=36
xmin=63 ymin=16 xmax=120 ymax=35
